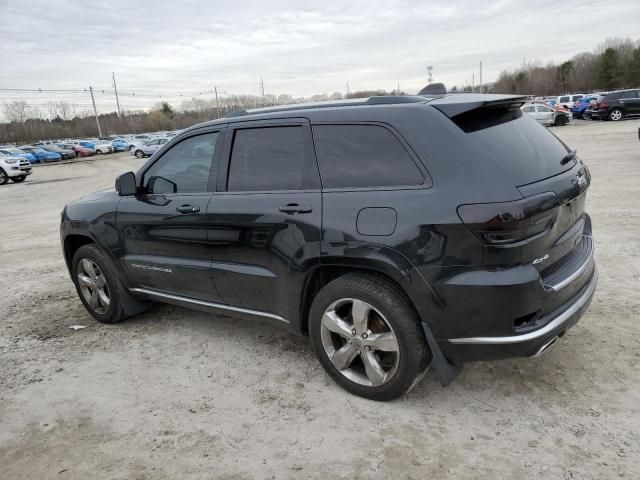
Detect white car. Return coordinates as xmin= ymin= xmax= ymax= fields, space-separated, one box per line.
xmin=554 ymin=93 xmax=587 ymax=109
xmin=129 ymin=137 xmax=170 ymax=158
xmin=89 ymin=140 xmax=114 ymax=155
xmin=521 ymin=103 xmax=572 ymax=127
xmin=0 ymin=152 xmax=32 ymax=185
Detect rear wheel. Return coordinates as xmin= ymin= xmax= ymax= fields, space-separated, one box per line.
xmin=0 ymin=168 xmax=7 ymax=185
xmin=309 ymin=274 xmax=431 ymax=401
xmin=609 ymin=108 xmax=623 ymax=121
xmin=10 ymin=175 xmax=26 ymax=183
xmin=96 ymin=149 xmax=103 ymax=155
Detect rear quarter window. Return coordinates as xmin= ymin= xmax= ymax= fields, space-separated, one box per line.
xmin=312 ymin=124 xmax=424 ymax=189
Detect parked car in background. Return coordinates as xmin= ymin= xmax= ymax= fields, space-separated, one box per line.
xmin=112 ymin=139 xmax=128 ymax=152
xmin=555 ymin=93 xmax=586 ymax=109
xmin=41 ymin=144 xmax=75 ymax=160
xmin=590 ymin=89 xmax=640 ymax=121
xmin=521 ymin=103 xmax=572 ymax=126
xmin=130 ymin=137 xmax=169 ymax=158
xmin=17 ymin=146 xmax=61 ymax=163
xmin=0 ymin=147 xmax=37 ymax=163
xmin=58 ymin=143 xmax=95 ymax=158
xmin=90 ymin=140 xmax=114 ymax=155
xmin=0 ymin=151 xmax=32 ymax=185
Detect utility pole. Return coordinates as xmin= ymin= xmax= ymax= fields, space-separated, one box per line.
xmin=472 ymin=73 xmax=475 ymax=93
xmin=427 ymin=66 xmax=433 ymax=84
xmin=397 ymin=82 xmax=400 ymax=95
xmin=259 ymin=77 xmax=265 ymax=100
xmin=345 ymin=82 xmax=350 ymax=97
xmin=479 ymin=61 xmax=483 ymax=94
xmin=214 ymin=86 xmax=220 ymax=118
xmin=112 ymin=72 xmax=121 ymax=117
xmin=89 ymin=86 xmax=102 ymax=137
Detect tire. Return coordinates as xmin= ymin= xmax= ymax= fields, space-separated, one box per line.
xmin=0 ymin=168 xmax=7 ymax=185
xmin=609 ymin=108 xmax=623 ymax=121
xmin=10 ymin=176 xmax=26 ymax=183
xmin=309 ymin=273 xmax=431 ymax=401
xmin=72 ymin=244 xmax=129 ymax=324
xmin=96 ymin=149 xmax=103 ymax=155
xmin=135 ymin=150 xmax=144 ymax=158
xmin=554 ymin=115 xmax=568 ymax=127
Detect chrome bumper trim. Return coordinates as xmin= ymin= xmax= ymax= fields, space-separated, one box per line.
xmin=448 ymin=269 xmax=597 ymax=345
xmin=545 ymin=235 xmax=595 ymax=292
xmin=129 ymin=287 xmax=289 ymax=324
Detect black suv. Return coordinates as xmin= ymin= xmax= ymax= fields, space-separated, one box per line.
xmin=61 ymin=94 xmax=597 ymax=400
xmin=591 ymin=89 xmax=640 ymax=121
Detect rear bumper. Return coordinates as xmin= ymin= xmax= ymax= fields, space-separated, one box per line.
xmin=440 ymin=268 xmax=596 ymax=362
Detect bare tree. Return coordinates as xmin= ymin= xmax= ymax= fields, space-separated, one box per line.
xmin=3 ymin=100 xmax=30 ymax=123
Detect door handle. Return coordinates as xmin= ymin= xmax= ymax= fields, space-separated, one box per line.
xmin=176 ymin=205 xmax=200 ymax=214
xmin=279 ymin=203 xmax=313 ymax=214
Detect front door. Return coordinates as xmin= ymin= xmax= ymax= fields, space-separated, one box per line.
xmin=117 ymin=129 xmax=224 ymax=301
xmin=206 ymin=119 xmax=322 ymax=323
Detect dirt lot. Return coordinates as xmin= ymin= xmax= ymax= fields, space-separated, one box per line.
xmin=1 ymin=120 xmax=639 ymax=479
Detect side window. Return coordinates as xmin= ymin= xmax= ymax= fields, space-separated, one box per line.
xmin=536 ymin=105 xmax=552 ymax=113
xmin=143 ymin=132 xmax=219 ymax=194
xmin=573 ymin=95 xmax=583 ymax=101
xmin=620 ymin=91 xmax=638 ymax=99
xmin=313 ymin=124 xmax=424 ymax=189
xmin=559 ymin=96 xmax=570 ymax=102
xmin=227 ymin=126 xmax=306 ymax=192
xmin=523 ymin=106 xmax=535 ymax=113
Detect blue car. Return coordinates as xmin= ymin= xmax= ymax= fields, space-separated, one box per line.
xmin=19 ymin=146 xmax=62 ymax=163
xmin=572 ymin=96 xmax=598 ymax=119
xmin=111 ymin=139 xmax=128 ymax=152
xmin=79 ymin=141 xmax=96 ymax=149
xmin=0 ymin=147 xmax=37 ymax=163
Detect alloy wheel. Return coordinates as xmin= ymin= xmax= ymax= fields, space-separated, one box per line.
xmin=320 ymin=298 xmax=400 ymax=387
xmin=610 ymin=110 xmax=623 ymax=121
xmin=77 ymin=258 xmax=110 ymax=314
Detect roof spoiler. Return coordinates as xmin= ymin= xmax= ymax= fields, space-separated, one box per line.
xmin=418 ymin=83 xmax=447 ymax=95
xmin=427 ymin=94 xmax=528 ymax=118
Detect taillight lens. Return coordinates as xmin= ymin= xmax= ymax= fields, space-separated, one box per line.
xmin=458 ymin=192 xmax=558 ymax=245
xmin=597 ymin=101 xmax=606 ymax=109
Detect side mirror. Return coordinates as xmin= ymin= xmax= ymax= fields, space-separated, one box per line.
xmin=116 ymin=171 xmax=137 ymax=196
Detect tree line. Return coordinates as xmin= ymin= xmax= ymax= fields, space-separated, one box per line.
xmin=2 ymin=37 xmax=638 ymax=144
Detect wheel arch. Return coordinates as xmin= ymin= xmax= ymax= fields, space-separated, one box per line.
xmin=63 ymin=233 xmax=95 ymax=273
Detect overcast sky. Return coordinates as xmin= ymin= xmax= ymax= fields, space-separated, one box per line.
xmin=1 ymin=0 xmax=639 ymax=118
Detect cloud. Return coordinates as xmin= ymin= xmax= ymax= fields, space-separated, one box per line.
xmin=1 ymin=0 xmax=639 ymax=118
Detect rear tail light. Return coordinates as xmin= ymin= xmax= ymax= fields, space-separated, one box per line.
xmin=597 ymin=101 xmax=606 ymax=109
xmin=458 ymin=192 xmax=558 ymax=245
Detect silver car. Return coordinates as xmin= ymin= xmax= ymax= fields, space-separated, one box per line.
xmin=130 ymin=138 xmax=169 ymax=158
xmin=521 ymin=103 xmax=572 ymax=127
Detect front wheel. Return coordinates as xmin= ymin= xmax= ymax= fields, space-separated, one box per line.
xmin=554 ymin=115 xmax=568 ymax=126
xmin=72 ymin=244 xmax=129 ymax=324
xmin=609 ymin=108 xmax=623 ymax=121
xmin=10 ymin=175 xmax=26 ymax=183
xmin=309 ymin=274 xmax=431 ymax=401
xmin=135 ymin=150 xmax=144 ymax=158
xmin=0 ymin=168 xmax=7 ymax=185
xmin=96 ymin=149 xmax=103 ymax=155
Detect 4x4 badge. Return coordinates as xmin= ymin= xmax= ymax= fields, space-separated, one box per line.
xmin=532 ymin=254 xmax=550 ymax=265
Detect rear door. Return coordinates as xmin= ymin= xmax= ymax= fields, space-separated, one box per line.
xmin=535 ymin=105 xmax=554 ymax=124
xmin=619 ymin=90 xmax=640 ymax=114
xmin=206 ymin=118 xmax=322 ymax=322
xmin=116 ymin=129 xmax=224 ymax=301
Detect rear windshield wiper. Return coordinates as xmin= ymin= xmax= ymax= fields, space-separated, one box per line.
xmin=561 ymin=149 xmax=577 ymax=165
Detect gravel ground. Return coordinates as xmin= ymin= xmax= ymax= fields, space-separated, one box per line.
xmin=1 ymin=120 xmax=639 ymax=479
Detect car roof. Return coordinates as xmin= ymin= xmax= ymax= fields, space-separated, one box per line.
xmin=182 ymin=93 xmax=526 ymax=133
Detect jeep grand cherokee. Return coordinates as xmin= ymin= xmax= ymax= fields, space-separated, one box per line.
xmin=61 ymin=93 xmax=596 ymax=401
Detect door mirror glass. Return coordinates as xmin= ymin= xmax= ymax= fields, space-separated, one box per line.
xmin=147 ymin=175 xmax=177 ymax=194
xmin=116 ymin=171 xmax=137 ymax=196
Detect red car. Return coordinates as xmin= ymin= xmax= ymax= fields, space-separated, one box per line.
xmin=58 ymin=143 xmax=95 ymax=158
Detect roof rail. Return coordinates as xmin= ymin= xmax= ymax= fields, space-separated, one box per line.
xmin=224 ymin=95 xmax=427 ymax=118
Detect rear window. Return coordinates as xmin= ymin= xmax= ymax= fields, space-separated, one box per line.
xmin=453 ymin=107 xmax=572 ymax=186
xmin=313 ymin=124 xmax=424 ymax=189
